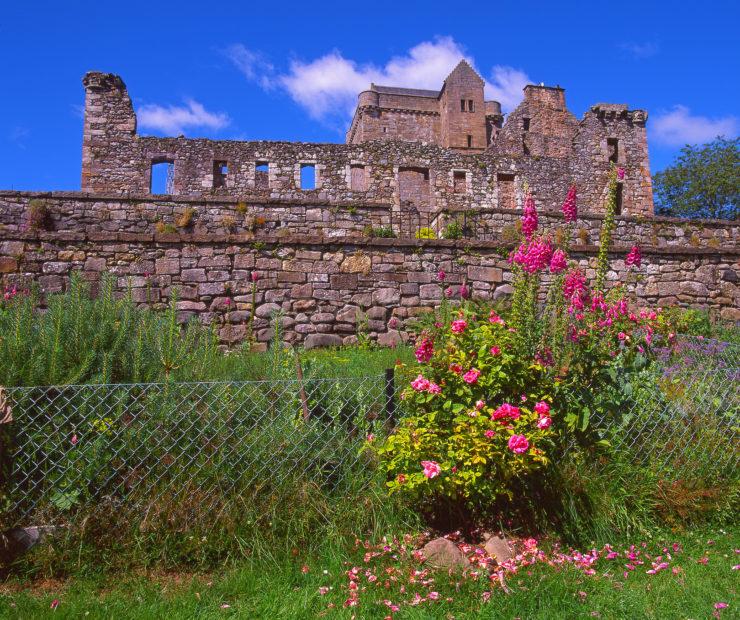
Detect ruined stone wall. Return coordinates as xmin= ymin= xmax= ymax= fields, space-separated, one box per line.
xmin=1 ymin=193 xmax=738 ymax=347
xmin=1 ymin=233 xmax=737 ymax=348
xmin=2 ymin=192 xmax=736 ymax=251
xmin=79 ymin=72 xmax=654 ymax=218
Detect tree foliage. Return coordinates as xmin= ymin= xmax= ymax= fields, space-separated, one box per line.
xmin=653 ymin=137 xmax=739 ymax=220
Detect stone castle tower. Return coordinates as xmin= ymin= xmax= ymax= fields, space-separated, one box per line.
xmin=78 ymin=61 xmax=654 ymax=217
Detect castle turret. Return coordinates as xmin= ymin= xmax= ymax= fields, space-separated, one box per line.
xmin=81 ymin=72 xmax=138 ymax=193
xmin=438 ymin=60 xmax=487 ymax=152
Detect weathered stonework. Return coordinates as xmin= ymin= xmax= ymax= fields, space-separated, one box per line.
xmin=79 ymin=62 xmax=653 ymax=217
xmin=1 ymin=193 xmax=738 ymax=345
xmin=1 ymin=65 xmax=737 ymax=346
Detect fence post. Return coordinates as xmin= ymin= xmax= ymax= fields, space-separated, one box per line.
xmin=294 ymin=355 xmax=311 ymax=422
xmin=0 ymin=386 xmax=14 ymax=506
xmin=384 ymin=368 xmax=396 ymax=425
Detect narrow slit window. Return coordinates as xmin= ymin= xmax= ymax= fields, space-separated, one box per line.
xmin=300 ymin=164 xmax=316 ymax=190
xmin=453 ymin=171 xmax=467 ymax=194
xmin=460 ymin=99 xmax=466 ymax=112
xmin=255 ymin=161 xmax=269 ymax=189
xmin=615 ymin=182 xmax=623 ymax=215
xmin=607 ymin=138 xmax=619 ymax=163
xmin=468 ymin=99 xmax=474 ymax=112
xmin=467 ymin=135 xmax=473 ymax=148
xmin=213 ymin=160 xmax=228 ymax=188
xmin=150 ymin=160 xmax=174 ymax=194
xmin=523 ymin=117 xmax=531 ymax=132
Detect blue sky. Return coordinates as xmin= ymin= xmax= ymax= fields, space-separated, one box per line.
xmin=1 ymin=0 xmax=738 ymax=191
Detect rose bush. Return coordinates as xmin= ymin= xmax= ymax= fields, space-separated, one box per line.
xmin=377 ymin=167 xmax=677 ymax=513
xmin=376 ymin=306 xmax=557 ymax=506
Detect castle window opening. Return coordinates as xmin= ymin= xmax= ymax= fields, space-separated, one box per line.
xmin=468 ymin=100 xmax=474 ymax=112
xmin=255 ymin=161 xmax=269 ymax=189
xmin=523 ymin=117 xmax=531 ymax=132
xmin=350 ymin=164 xmax=367 ymax=191
xmin=150 ymin=159 xmax=174 ymax=195
xmin=398 ymin=166 xmax=431 ymax=207
xmin=300 ymin=164 xmax=316 ymax=190
xmin=497 ymin=173 xmax=516 ymax=210
xmin=453 ymin=171 xmax=467 ymax=194
xmin=213 ymin=160 xmax=228 ymax=189
xmin=467 ymin=135 xmax=473 ymax=148
xmin=460 ymin=99 xmax=466 ymax=112
xmin=607 ymin=138 xmax=619 ymax=163
xmin=615 ymin=182 xmax=623 ymax=215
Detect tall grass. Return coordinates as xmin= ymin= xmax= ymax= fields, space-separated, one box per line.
xmin=0 ymin=274 xmax=412 ymax=387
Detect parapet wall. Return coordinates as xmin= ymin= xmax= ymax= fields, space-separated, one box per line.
xmin=1 ymin=192 xmax=736 ymax=249
xmin=1 ymin=192 xmax=738 ymax=346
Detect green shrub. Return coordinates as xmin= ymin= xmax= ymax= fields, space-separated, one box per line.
xmin=415 ymin=227 xmax=436 ymax=239
xmin=441 ymin=219 xmax=464 ymax=240
xmin=377 ymin=309 xmax=556 ymax=511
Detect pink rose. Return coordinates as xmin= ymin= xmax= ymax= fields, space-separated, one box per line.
xmin=451 ymin=319 xmax=468 ymax=334
xmin=617 ymin=167 xmax=625 ymax=180
xmin=508 ymin=434 xmax=530 ymax=454
xmin=251 ymin=271 xmax=259 ymax=282
xmin=489 ymin=311 xmax=505 ymax=325
xmin=492 ymin=403 xmax=520 ymax=421
xmin=421 ymin=460 xmax=441 ymax=479
xmin=449 ymin=363 xmax=463 ymax=374
xmin=484 ymin=429 xmax=495 ymax=438
xmin=427 ymin=382 xmax=442 ymax=395
xmin=490 ymin=346 xmax=501 ymax=356
xmin=437 ymin=270 xmax=446 ymax=281
xmin=410 ymin=374 xmax=430 ymax=392
xmin=414 ymin=338 xmax=434 ymax=363
xmin=462 ymin=368 xmax=481 ymax=384
xmin=71 ymin=433 xmax=78 ymax=446
xmin=534 ymin=401 xmax=550 ymax=416
xmin=475 ymin=399 xmax=486 ymax=410
xmin=537 ymin=416 xmax=552 ymax=429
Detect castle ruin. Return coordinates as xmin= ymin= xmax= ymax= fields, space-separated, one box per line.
xmin=80 ymin=61 xmax=653 ymax=218
xmin=0 ymin=63 xmax=737 ymax=346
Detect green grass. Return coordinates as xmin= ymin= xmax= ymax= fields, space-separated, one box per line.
xmin=1 ymin=527 xmax=737 ymax=619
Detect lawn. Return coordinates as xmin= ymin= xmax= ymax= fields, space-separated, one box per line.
xmin=2 ymin=527 xmax=736 ymax=619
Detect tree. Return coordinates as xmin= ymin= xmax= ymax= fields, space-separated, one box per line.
xmin=653 ymin=137 xmax=739 ymax=220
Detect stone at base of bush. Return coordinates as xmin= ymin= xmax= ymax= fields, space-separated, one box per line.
xmin=483 ymin=534 xmax=514 ymax=563
xmin=421 ymin=537 xmax=470 ymax=569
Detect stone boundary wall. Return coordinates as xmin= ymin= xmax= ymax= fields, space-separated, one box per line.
xmin=2 ymin=191 xmax=737 ymax=250
xmin=1 ymin=228 xmax=738 ymax=346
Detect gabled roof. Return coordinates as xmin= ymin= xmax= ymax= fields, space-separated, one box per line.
xmin=370 ymin=84 xmax=440 ymax=98
xmin=443 ymin=59 xmax=485 ymax=85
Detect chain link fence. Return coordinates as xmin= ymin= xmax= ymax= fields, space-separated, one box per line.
xmin=1 ymin=375 xmax=396 ymax=528
xmin=1 ymin=338 xmax=738 ymax=528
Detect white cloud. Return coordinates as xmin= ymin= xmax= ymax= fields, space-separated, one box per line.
xmin=651 ymin=105 xmax=738 ymax=147
xmin=485 ymin=66 xmax=532 ymax=113
xmin=137 ymin=99 xmax=230 ymax=136
xmin=225 ymin=44 xmax=275 ymax=89
xmin=619 ymin=42 xmax=659 ymax=59
xmin=228 ymin=37 xmax=533 ymax=125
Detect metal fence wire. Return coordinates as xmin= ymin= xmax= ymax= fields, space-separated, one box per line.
xmin=1 ymin=375 xmax=395 ymax=527
xmin=1 ymin=338 xmax=738 ymax=527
